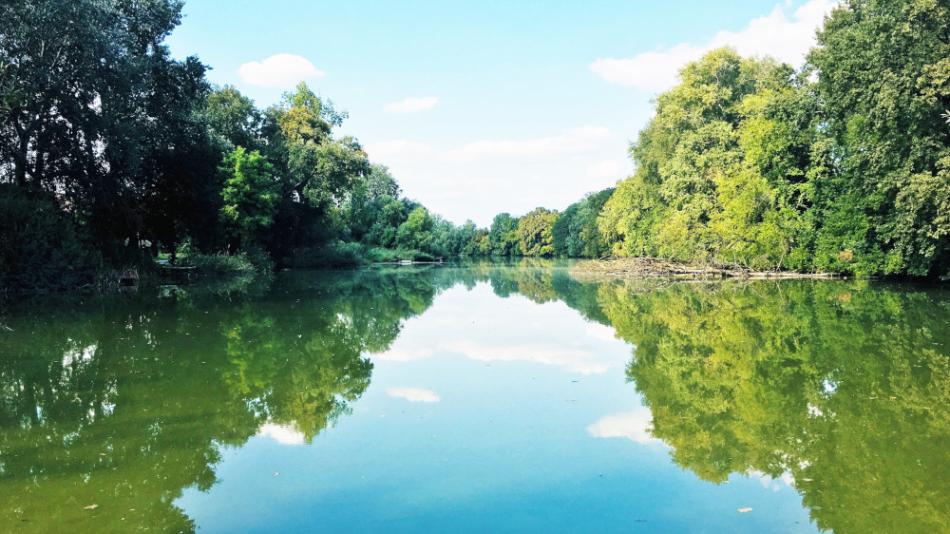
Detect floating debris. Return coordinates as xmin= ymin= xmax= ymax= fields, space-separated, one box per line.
xmin=737 ymin=507 xmax=753 ymax=513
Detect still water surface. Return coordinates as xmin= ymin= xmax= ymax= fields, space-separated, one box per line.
xmin=0 ymin=263 xmax=947 ymax=532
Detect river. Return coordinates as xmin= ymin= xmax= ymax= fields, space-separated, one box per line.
xmin=0 ymin=262 xmax=947 ymax=532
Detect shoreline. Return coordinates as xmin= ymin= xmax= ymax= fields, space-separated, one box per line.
xmin=571 ymin=258 xmax=845 ymax=281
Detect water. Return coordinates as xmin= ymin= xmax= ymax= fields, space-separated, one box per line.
xmin=0 ymin=262 xmax=947 ymax=533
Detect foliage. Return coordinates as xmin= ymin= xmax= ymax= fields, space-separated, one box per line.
xmin=553 ymin=188 xmax=614 ymax=258
xmin=0 ymin=185 xmax=101 ymax=290
xmin=290 ymin=242 xmax=368 ymax=268
xmin=598 ymin=49 xmax=817 ymax=270
xmin=396 ymin=207 xmax=436 ymax=253
xmin=1 ymin=0 xmax=946 ymax=285
xmin=807 ymin=0 xmax=950 ymax=276
xmin=0 ymin=0 xmax=217 ymax=263
xmin=184 ymin=252 xmax=258 ymax=277
xmin=517 ymin=208 xmax=559 ymax=257
xmin=489 ymin=213 xmax=521 ymax=256
xmin=596 ymin=1 xmax=949 ymax=277
xmin=205 ymin=85 xmax=261 ymax=150
xmin=219 ymin=147 xmax=279 ymax=249
xmin=596 ymin=280 xmax=950 ymax=533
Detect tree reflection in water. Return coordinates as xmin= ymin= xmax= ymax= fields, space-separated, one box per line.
xmin=0 ymin=264 xmax=946 ymax=532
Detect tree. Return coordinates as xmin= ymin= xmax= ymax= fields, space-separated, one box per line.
xmin=517 ymin=208 xmax=559 ymax=257
xmin=553 ymin=188 xmax=614 ymax=258
xmin=343 ymin=164 xmax=403 ymax=243
xmin=205 ymin=85 xmax=261 ymax=150
xmin=808 ymin=0 xmax=950 ymax=276
xmin=599 ymin=49 xmax=818 ymax=270
xmin=260 ymin=83 xmax=371 ymax=261
xmin=0 ymin=0 xmax=213 ymax=261
xmin=220 ymin=147 xmax=278 ymax=250
xmin=489 ymin=213 xmax=520 ymax=256
xmin=396 ymin=207 xmax=435 ymax=252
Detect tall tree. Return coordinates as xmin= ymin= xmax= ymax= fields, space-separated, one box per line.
xmin=553 ymin=188 xmax=614 ymax=258
xmin=517 ymin=208 xmax=559 ymax=257
xmin=219 ymin=147 xmax=278 ymax=250
xmin=600 ymin=49 xmax=818 ymax=270
xmin=808 ymin=0 xmax=950 ymax=276
xmin=205 ymin=85 xmax=261 ymax=151
xmin=489 ymin=213 xmax=520 ymax=256
xmin=0 ymin=0 xmax=213 ymax=261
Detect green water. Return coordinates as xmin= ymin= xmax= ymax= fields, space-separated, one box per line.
xmin=0 ymin=263 xmax=947 ymax=533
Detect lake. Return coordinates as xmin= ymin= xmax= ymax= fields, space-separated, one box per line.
xmin=0 ymin=262 xmax=947 ymax=533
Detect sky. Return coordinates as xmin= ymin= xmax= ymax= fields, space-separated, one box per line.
xmin=166 ymin=0 xmax=836 ymax=226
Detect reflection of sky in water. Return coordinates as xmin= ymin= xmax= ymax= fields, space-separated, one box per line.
xmin=178 ymin=282 xmax=816 ymax=533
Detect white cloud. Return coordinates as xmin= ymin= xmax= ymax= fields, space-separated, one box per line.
xmin=363 ymin=126 xmax=629 ymax=225
xmin=447 ymin=126 xmax=611 ymax=161
xmin=377 ymin=341 xmax=611 ymax=375
xmin=385 ymin=96 xmax=440 ymax=113
xmin=584 ymin=159 xmax=629 ymax=182
xmin=590 ymin=0 xmax=837 ymax=92
xmin=587 ymin=409 xmax=662 ymax=445
xmin=256 ymin=423 xmax=306 ymax=445
xmin=377 ymin=331 xmax=621 ymax=374
xmin=366 ymin=127 xmax=611 ymax=167
xmin=364 ymin=139 xmax=436 ymax=160
xmin=749 ymin=470 xmax=796 ymax=492
xmin=372 ymin=286 xmax=631 ymax=374
xmin=238 ymin=54 xmax=325 ymax=88
xmin=387 ymin=387 xmax=441 ymax=403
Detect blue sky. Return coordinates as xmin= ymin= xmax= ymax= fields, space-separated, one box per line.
xmin=167 ymin=0 xmax=835 ymax=226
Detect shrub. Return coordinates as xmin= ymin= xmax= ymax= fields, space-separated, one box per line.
xmin=291 ymin=242 xmax=368 ymax=268
xmin=184 ymin=253 xmax=258 ymax=276
xmin=0 ymin=185 xmax=101 ymax=291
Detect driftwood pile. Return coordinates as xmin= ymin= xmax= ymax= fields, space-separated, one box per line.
xmin=571 ymin=258 xmax=842 ymax=282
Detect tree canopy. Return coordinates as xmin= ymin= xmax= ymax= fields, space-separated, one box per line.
xmin=597 ymin=0 xmax=949 ymax=277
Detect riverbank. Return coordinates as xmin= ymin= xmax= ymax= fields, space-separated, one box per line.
xmin=571 ymin=258 xmax=843 ymax=281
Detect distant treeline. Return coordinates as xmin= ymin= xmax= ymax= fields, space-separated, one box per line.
xmin=1 ymin=0 xmax=948 ymax=289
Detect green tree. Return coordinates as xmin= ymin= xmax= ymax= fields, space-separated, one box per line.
xmin=0 ymin=0 xmax=213 ymax=262
xmin=220 ymin=147 xmax=278 ymax=250
xmin=553 ymin=188 xmax=614 ymax=258
xmin=489 ymin=213 xmax=521 ymax=256
xmin=808 ymin=0 xmax=950 ymax=276
xmin=396 ymin=207 xmax=435 ymax=252
xmin=0 ymin=184 xmax=101 ymax=289
xmin=205 ymin=85 xmax=261 ymax=150
xmin=517 ymin=207 xmax=559 ymax=257
xmin=599 ymin=49 xmax=818 ymax=270
xmin=343 ymin=164 xmax=403 ymax=243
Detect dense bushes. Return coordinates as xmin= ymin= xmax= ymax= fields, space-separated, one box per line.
xmin=185 ymin=253 xmax=259 ymax=277
xmin=0 ymin=185 xmax=101 ymax=290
